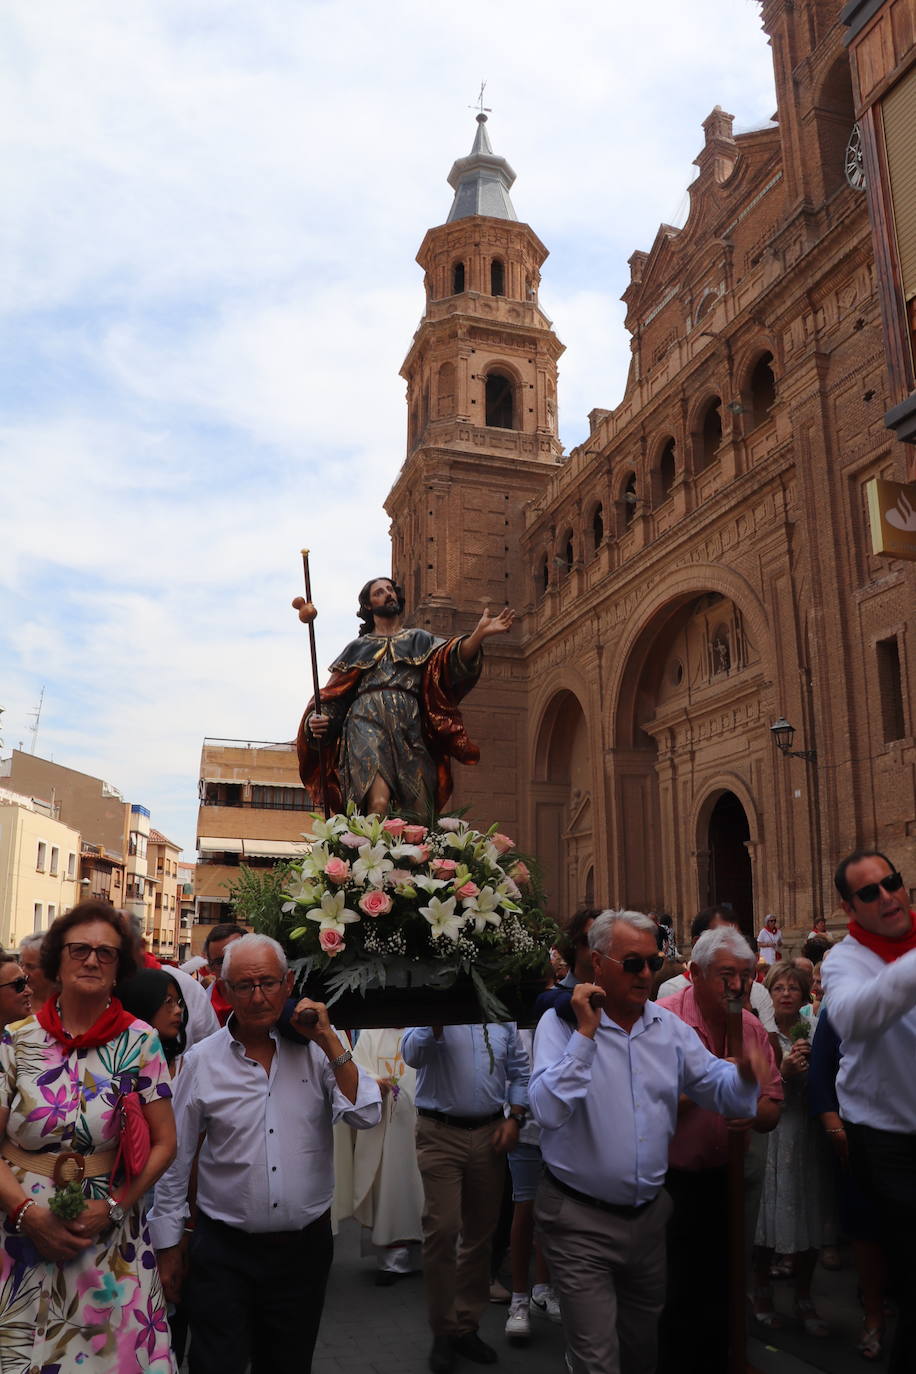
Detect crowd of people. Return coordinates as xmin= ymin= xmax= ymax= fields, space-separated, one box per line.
xmin=0 ymin=846 xmax=914 ymax=1374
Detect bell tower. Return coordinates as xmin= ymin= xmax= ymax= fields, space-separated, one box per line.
xmin=386 ymin=114 xmax=564 ymax=830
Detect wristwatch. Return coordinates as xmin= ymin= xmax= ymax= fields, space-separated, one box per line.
xmin=509 ymin=1109 xmax=527 ymax=1126
xmin=329 ymin=1048 xmax=353 ymax=1069
xmin=107 ymin=1197 xmax=127 ymax=1227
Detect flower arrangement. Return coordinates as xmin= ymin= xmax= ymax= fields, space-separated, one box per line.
xmin=280 ymin=808 xmax=558 ymax=1021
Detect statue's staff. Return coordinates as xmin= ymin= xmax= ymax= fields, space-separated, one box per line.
xmin=725 ymin=982 xmax=746 ymax=1373
xmin=299 ymin=548 xmax=331 ymax=819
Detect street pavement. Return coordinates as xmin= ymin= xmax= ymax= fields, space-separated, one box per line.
xmin=314 ymin=1220 xmax=883 ymax=1374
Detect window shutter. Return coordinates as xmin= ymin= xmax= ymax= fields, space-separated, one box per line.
xmin=884 ymin=69 xmax=916 ymax=302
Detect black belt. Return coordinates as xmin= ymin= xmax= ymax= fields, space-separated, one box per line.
xmin=358 ymin=684 xmax=419 ymax=698
xmin=545 ymin=1169 xmax=658 ymax=1219
xmin=197 ymin=1209 xmax=330 ymax=1245
xmin=418 ymin=1107 xmax=503 ymax=1131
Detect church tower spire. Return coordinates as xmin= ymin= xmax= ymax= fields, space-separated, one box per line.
xmin=385 ymin=115 xmax=565 ymax=831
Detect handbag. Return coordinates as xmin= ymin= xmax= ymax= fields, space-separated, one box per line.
xmin=112 ymin=1091 xmax=152 ymax=1182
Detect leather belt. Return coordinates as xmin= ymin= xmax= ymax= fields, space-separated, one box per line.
xmin=418 ymin=1108 xmax=503 ymax=1131
xmin=545 ymin=1168 xmax=658 ymax=1219
xmin=2 ymin=1141 xmax=117 ymax=1180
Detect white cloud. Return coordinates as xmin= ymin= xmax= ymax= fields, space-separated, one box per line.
xmin=1 ymin=0 xmax=776 ymax=852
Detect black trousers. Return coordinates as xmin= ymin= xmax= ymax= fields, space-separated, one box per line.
xmin=657 ymin=1166 xmax=729 ymax=1374
xmin=187 ymin=1209 xmax=333 ymax=1374
xmin=846 ymin=1121 xmax=916 ymax=1374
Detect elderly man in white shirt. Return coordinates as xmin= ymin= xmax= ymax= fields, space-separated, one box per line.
xmin=822 ymin=848 xmax=916 ymax=1374
xmin=531 ymin=909 xmax=770 ymax=1374
xmin=149 ymin=933 xmax=381 ymax=1374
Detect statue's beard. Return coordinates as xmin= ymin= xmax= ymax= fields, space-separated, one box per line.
xmin=375 ymin=599 xmax=401 ymax=619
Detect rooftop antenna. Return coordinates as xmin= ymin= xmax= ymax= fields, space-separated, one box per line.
xmin=469 ymin=80 xmax=492 ymax=118
xmin=28 ymin=686 xmax=45 ymax=755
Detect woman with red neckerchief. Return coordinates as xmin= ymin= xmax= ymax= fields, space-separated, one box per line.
xmin=0 ymin=902 xmax=177 ymax=1374
xmin=822 ymin=849 xmax=916 ymax=1374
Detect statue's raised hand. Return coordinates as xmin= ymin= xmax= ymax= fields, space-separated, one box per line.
xmin=474 ymin=605 xmax=516 ymax=638
xmin=292 ymin=596 xmax=317 ymax=624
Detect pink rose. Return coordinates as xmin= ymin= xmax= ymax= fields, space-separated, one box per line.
xmin=456 ymin=881 xmax=479 ymax=899
xmin=318 ymin=928 xmax=345 ymax=956
xmin=339 ymin=832 xmax=364 ymax=849
xmin=438 ymin=817 xmax=462 ymax=832
xmin=359 ymin=889 xmax=393 ymax=917
xmin=431 ymin=858 xmax=458 ymax=877
xmin=491 ymin=833 xmax=515 ymax=855
xmin=403 ymin=824 xmax=428 ymax=844
xmin=324 ymin=856 xmax=351 ymax=884
xmin=509 ymin=861 xmax=531 ymax=886
xmin=382 ymin=818 xmax=407 ymax=837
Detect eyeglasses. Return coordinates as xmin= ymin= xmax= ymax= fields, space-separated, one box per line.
xmin=63 ymin=942 xmax=120 ymax=965
xmin=853 ymin=871 xmax=905 ymax=904
xmin=163 ymin=995 xmax=185 ymax=1009
xmin=598 ymin=952 xmax=665 ymax=975
xmin=225 ymin=977 xmax=284 ymax=998
xmin=0 ymin=977 xmax=29 ymax=994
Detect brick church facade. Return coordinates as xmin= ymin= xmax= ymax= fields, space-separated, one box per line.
xmin=386 ymin=0 xmax=916 ymax=942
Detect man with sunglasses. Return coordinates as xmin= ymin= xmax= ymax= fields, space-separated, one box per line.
xmin=530 ymin=909 xmax=770 ymax=1374
xmin=149 ymin=933 xmax=381 ymax=1374
xmin=0 ymin=952 xmax=32 ymax=1030
xmin=822 ymin=849 xmax=916 ymax=1374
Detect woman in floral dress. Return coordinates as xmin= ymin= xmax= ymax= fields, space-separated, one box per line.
xmin=0 ymin=903 xmax=177 ymax=1373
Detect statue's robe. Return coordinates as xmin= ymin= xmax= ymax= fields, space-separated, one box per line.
xmin=296 ymin=628 xmax=481 ymax=813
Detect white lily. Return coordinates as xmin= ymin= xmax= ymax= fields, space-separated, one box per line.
xmin=347 ymin=813 xmax=385 ymax=844
xmin=494 ymin=879 xmax=523 ymax=912
xmin=303 ymin=815 xmax=348 ymax=843
xmin=462 ymin=885 xmax=503 ymax=934
xmin=387 ymin=842 xmax=427 ymax=863
xmin=352 ymin=842 xmax=394 ymax=887
xmin=441 ymin=829 xmax=474 ymax=853
xmin=298 ymin=842 xmax=330 ymax=880
xmin=420 ymin=894 xmax=465 ymax=942
xmin=305 ymin=889 xmax=360 ymax=934
xmin=284 ymin=876 xmax=322 ymax=905
xmin=414 ymin=875 xmax=450 ymax=893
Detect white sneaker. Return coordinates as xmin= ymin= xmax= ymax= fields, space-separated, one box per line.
xmin=505 ymin=1298 xmax=531 ymax=1343
xmin=530 ymin=1287 xmax=562 ymax=1323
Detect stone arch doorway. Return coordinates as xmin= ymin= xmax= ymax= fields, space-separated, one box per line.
xmin=532 ymin=688 xmax=593 ymax=919
xmin=702 ymin=789 xmax=754 ymax=939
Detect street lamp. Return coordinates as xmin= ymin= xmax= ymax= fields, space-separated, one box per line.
xmin=770 ymin=717 xmax=817 ymax=763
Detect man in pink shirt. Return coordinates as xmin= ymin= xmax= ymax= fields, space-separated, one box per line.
xmin=657 ymin=926 xmax=783 ymax=1374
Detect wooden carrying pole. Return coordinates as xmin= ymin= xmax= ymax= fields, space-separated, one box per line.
xmin=301 ymin=549 xmax=330 ymax=819
xmin=725 ymin=994 xmax=747 ymax=1374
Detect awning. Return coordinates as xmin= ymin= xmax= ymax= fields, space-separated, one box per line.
xmin=242 ymin=840 xmax=308 ymax=858
xmin=198 ymin=837 xmax=243 ymax=854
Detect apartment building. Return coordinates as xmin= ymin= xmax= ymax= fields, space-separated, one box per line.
xmin=0 ymin=789 xmax=80 ymax=947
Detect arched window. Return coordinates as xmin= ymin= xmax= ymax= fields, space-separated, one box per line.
xmin=452 ymin=261 xmax=465 ymax=294
xmin=485 ymin=372 xmax=515 ymax=429
xmin=491 ymin=259 xmax=505 ymax=297
xmin=814 ymin=58 xmax=857 ymax=200
xmin=658 ymin=439 xmax=676 ymax=499
xmin=748 ymin=352 xmax=776 ymax=426
xmin=558 ymin=529 xmax=574 ymax=576
xmin=537 ymin=553 xmax=549 ymax=596
xmin=699 ymin=399 xmax=722 ymax=469
xmin=623 ymin=472 xmax=637 ymax=528
xmin=437 ymin=362 xmax=456 ymax=419
xmin=591 ymin=503 xmax=604 ymax=552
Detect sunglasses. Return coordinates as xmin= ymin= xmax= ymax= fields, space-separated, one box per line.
xmin=853 ymin=871 xmax=905 ymax=904
xmin=63 ymin=942 xmax=120 ymax=965
xmin=598 ymin=952 xmax=665 ymax=975
xmin=0 ymin=976 xmax=29 ymax=994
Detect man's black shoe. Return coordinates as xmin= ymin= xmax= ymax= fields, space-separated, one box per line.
xmin=450 ymin=1331 xmax=498 ymax=1364
xmin=375 ymin=1268 xmax=398 ymax=1287
xmin=429 ymin=1335 xmax=456 ymax=1373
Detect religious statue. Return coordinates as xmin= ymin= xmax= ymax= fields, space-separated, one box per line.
xmin=293 ymin=577 xmax=514 ymax=814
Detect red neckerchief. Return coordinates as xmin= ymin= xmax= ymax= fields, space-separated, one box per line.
xmin=210 ymin=981 xmax=233 ymax=1027
xmin=848 ymin=909 xmax=916 ymax=962
xmin=36 ymin=996 xmax=135 ymax=1049
xmin=141 ymin=951 xmax=161 ymax=969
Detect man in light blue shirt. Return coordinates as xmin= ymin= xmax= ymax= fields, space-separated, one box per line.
xmin=531 ymin=910 xmax=769 ymax=1374
xmin=402 ymin=1023 xmax=528 ymax=1373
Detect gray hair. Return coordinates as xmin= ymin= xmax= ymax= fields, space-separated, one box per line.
xmin=221 ymin=933 xmax=288 ymax=980
xmin=690 ymin=926 xmax=755 ymax=973
xmin=18 ymin=933 xmax=45 ymax=955
xmin=588 ymin=909 xmax=658 ymax=954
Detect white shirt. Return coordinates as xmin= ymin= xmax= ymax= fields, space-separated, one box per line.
xmin=530 ymin=1005 xmax=757 ymax=1206
xmin=148 ymin=1022 xmax=381 ymax=1248
xmin=757 ymin=925 xmax=782 ymax=964
xmin=820 ymin=933 xmax=916 ymax=1133
xmin=169 ymin=965 xmax=220 ymax=1049
xmin=656 ymin=971 xmax=777 ymax=1032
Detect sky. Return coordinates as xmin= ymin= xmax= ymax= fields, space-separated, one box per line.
xmin=0 ymin=0 xmax=777 ymax=856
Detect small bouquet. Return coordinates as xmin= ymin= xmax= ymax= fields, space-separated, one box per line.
xmin=279 ymin=807 xmax=557 ymax=1021
xmin=789 ymin=1019 xmax=811 ymax=1042
xmin=48 ymin=1179 xmax=87 ymax=1221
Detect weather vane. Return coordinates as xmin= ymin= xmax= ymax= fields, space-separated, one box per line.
xmin=469 ymin=80 xmax=492 ymax=118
